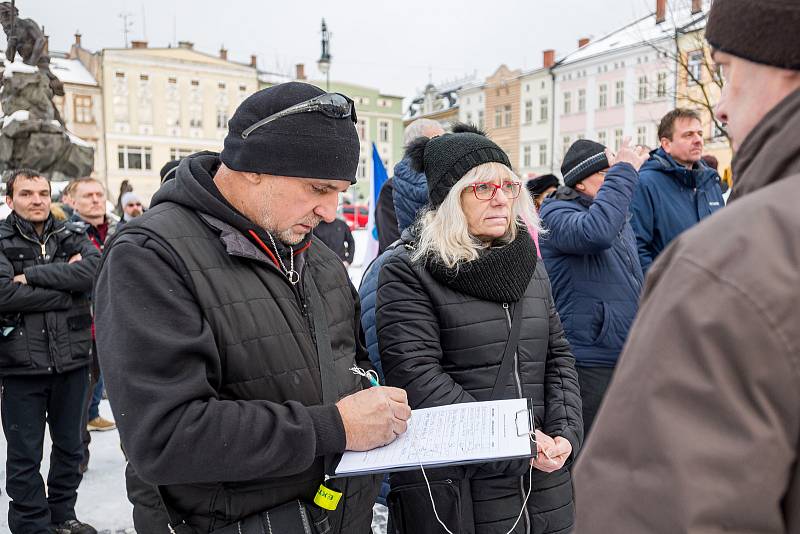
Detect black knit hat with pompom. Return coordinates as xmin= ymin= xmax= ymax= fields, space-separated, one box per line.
xmin=405 ymin=123 xmax=511 ymax=208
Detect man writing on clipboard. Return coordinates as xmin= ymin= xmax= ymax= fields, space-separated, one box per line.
xmin=94 ymin=83 xmax=411 ymax=533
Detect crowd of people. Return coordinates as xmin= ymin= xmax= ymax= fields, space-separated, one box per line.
xmin=0 ymin=2 xmax=799 ymax=533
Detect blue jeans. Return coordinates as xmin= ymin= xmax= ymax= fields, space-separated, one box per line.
xmin=87 ymin=373 xmax=104 ymax=421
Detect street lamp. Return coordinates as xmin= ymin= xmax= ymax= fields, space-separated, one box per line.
xmin=317 ymin=18 xmax=331 ymax=91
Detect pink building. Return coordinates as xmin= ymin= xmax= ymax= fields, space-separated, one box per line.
xmin=552 ymin=0 xmax=708 ymax=167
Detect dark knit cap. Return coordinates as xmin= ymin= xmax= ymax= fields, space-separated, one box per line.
xmin=526 ymin=174 xmax=560 ymax=197
xmin=706 ymin=0 xmax=800 ymax=70
xmin=561 ymin=139 xmax=609 ymax=188
xmin=221 ymin=82 xmax=360 ymax=183
xmin=404 ymin=123 xmax=511 ymax=208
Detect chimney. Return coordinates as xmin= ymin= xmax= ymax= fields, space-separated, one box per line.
xmin=578 ymin=37 xmax=590 ymax=48
xmin=691 ymin=0 xmax=702 ymax=13
xmin=131 ymin=40 xmax=148 ymax=49
xmin=250 ymin=54 xmax=257 ymax=68
xmin=74 ymin=32 xmax=82 ymax=48
xmin=295 ymin=63 xmax=306 ymax=80
xmin=656 ymin=0 xmax=667 ymax=24
xmin=219 ymin=46 xmax=228 ymax=61
xmin=43 ymin=34 xmax=49 ymax=55
xmin=178 ymin=40 xmax=194 ymax=50
xmin=543 ymin=49 xmax=555 ymax=69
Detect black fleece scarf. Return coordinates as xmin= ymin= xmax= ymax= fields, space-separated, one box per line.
xmin=424 ymin=227 xmax=538 ymax=302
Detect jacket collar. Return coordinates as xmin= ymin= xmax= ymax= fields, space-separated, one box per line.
xmin=552 ymin=185 xmax=593 ymax=208
xmin=3 ymin=212 xmax=59 ymax=241
xmin=730 ymin=88 xmax=800 ymax=201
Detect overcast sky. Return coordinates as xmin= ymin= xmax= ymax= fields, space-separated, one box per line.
xmin=20 ymin=0 xmax=654 ymax=99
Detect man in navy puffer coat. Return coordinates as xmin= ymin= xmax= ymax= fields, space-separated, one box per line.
xmin=630 ymin=109 xmax=725 ymax=275
xmin=540 ymin=139 xmax=647 ymax=435
xmin=357 ymin=156 xmax=427 ymax=516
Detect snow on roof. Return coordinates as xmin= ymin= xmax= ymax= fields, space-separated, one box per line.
xmin=50 ymin=58 xmax=97 ymax=86
xmin=3 ymin=59 xmax=38 ymax=78
xmin=557 ymin=2 xmax=708 ymax=67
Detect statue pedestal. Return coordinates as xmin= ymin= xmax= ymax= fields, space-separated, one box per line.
xmin=0 ymin=61 xmax=94 ymax=180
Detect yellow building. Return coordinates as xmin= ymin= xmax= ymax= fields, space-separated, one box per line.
xmin=74 ymin=37 xmax=258 ymax=201
xmin=675 ymin=21 xmax=733 ymax=188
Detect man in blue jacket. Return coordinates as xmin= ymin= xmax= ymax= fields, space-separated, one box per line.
xmin=539 ymin=139 xmax=648 ymax=435
xmin=630 ymin=108 xmax=724 ymax=275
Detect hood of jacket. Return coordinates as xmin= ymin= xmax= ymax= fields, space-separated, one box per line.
xmin=640 ymin=147 xmax=720 ymax=190
xmin=730 ymin=88 xmax=800 ymax=201
xmin=392 ymin=157 xmax=428 ymax=232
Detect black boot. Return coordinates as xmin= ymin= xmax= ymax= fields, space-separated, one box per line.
xmin=52 ymin=519 xmax=98 ymax=534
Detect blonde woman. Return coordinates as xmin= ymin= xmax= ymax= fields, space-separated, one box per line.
xmin=375 ymin=124 xmax=582 ymax=534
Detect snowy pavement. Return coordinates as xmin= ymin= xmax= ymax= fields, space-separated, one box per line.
xmin=0 ymin=230 xmax=374 ymax=532
xmin=0 ymin=399 xmax=134 ymax=533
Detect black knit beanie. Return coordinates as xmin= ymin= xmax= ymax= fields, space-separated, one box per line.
xmin=526 ymin=174 xmax=560 ymax=197
xmin=561 ymin=139 xmax=609 ymax=188
xmin=706 ymin=0 xmax=800 ymax=71
xmin=221 ymin=82 xmax=360 ymax=183
xmin=404 ymin=123 xmax=511 ymax=208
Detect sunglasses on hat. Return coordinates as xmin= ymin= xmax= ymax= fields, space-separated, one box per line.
xmin=241 ymin=92 xmax=358 ymax=139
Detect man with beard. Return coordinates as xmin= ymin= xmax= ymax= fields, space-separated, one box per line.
xmin=574 ymin=0 xmax=800 ymax=531
xmin=94 ymin=82 xmax=410 ymax=533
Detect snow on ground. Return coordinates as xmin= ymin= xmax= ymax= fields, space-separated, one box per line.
xmin=0 ymin=229 xmax=372 ymax=533
xmin=0 ymin=400 xmax=134 ymax=533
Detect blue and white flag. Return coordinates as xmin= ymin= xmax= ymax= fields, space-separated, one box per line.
xmin=365 ymin=142 xmax=389 ymax=264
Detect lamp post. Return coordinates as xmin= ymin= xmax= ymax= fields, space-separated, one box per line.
xmin=317 ymin=18 xmax=331 ymax=91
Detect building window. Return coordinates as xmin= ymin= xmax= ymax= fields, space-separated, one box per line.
xmin=166 ymin=78 xmax=180 ymax=129
xmin=657 ymin=72 xmax=668 ymax=98
xmin=538 ymin=144 xmax=548 ymax=167
xmin=494 ymin=107 xmax=503 ymax=128
xmin=598 ymin=84 xmax=608 ymax=109
xmin=118 ymin=145 xmax=152 ymax=170
xmin=466 ymin=112 xmax=473 ymax=124
xmin=357 ymin=158 xmax=368 ymax=180
xmin=112 ymin=72 xmax=128 ymax=123
xmin=523 ymin=145 xmax=531 ymax=168
xmin=614 ymin=128 xmax=624 ymax=151
xmin=189 ymin=81 xmax=203 ymax=129
xmin=477 ymin=110 xmax=484 ymax=129
xmin=576 ymin=133 xmax=585 ymax=141
xmin=638 ymin=76 xmax=648 ymax=101
xmin=503 ymin=105 xmax=512 ymax=127
xmin=357 ymin=119 xmax=367 ymax=141
xmin=138 ymin=74 xmax=153 ymax=126
xmin=563 ymin=92 xmax=572 ymax=115
xmin=539 ymin=97 xmax=548 ymax=122
xmin=216 ymin=109 xmax=228 ymax=129
xmin=524 ymin=100 xmax=533 ymax=123
xmin=169 ymin=148 xmax=195 ymax=161
xmin=597 ymin=131 xmax=607 ymax=145
xmin=578 ymin=89 xmax=586 ymax=113
xmin=637 ymin=126 xmax=648 ymax=147
xmin=562 ymin=136 xmax=571 ymax=157
xmin=379 ymin=120 xmax=390 ymax=143
xmin=615 ymin=81 xmax=625 ymax=106
xmin=73 ymin=95 xmax=94 ymax=124
xmin=355 ymin=96 xmax=370 ymax=106
xmin=688 ymin=50 xmax=704 ymax=84
xmin=216 ymin=84 xmax=229 ymax=130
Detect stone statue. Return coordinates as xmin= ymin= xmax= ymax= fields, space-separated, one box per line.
xmin=0 ymin=1 xmax=64 ymax=96
xmin=0 ymin=2 xmax=93 ymax=180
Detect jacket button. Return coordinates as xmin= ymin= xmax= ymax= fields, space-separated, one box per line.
xmin=42 ymin=329 xmax=46 ymax=333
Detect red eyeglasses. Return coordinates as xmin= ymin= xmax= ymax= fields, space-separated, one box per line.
xmin=467 ymin=181 xmax=522 ymax=201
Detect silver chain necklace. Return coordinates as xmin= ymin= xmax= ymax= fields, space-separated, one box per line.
xmin=267 ymin=232 xmax=300 ymax=285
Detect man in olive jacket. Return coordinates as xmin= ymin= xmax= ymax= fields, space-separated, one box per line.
xmin=574 ymin=1 xmax=800 ymax=532
xmin=0 ymin=169 xmax=100 ymax=534
xmin=94 ymin=83 xmax=410 ymax=533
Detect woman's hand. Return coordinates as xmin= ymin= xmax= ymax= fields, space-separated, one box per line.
xmin=530 ymin=430 xmax=572 ymax=473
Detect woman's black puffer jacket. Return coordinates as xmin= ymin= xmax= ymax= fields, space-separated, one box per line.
xmin=375 ymin=241 xmax=583 ymax=534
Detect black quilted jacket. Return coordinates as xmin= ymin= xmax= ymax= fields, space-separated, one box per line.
xmin=376 ymin=242 xmax=583 ymax=534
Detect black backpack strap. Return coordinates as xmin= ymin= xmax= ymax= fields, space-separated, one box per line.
xmin=490 ymin=301 xmax=524 ymax=400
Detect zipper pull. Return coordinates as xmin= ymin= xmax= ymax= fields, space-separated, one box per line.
xmin=503 ymin=302 xmax=509 ymax=310
xmin=40 ymin=242 xmax=46 ymax=257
